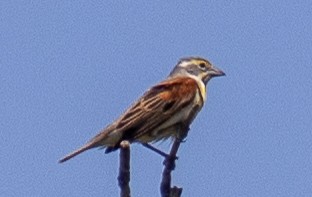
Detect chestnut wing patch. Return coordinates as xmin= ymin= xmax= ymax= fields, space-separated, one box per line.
xmin=113 ymin=77 xmax=199 ymax=143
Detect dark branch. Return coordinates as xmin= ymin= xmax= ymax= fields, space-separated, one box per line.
xmin=118 ymin=141 xmax=131 ymax=197
xmin=142 ymin=143 xmax=178 ymax=159
xmin=160 ymin=139 xmax=183 ymax=197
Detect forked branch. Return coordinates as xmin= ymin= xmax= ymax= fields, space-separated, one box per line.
xmin=160 ymin=139 xmax=183 ymax=197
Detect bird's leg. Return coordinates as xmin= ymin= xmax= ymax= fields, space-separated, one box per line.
xmin=142 ymin=143 xmax=178 ymax=160
xmin=177 ymin=126 xmax=190 ymax=143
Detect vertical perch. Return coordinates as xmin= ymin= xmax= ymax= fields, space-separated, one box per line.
xmin=118 ymin=141 xmax=131 ymax=197
xmin=160 ymin=139 xmax=183 ymax=197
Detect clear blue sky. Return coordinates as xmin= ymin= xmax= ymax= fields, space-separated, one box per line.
xmin=1 ymin=1 xmax=312 ymax=196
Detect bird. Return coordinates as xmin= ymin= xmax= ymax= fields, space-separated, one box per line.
xmin=59 ymin=57 xmax=225 ymax=163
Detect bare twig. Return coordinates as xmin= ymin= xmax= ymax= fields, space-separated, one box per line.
xmin=118 ymin=141 xmax=131 ymax=197
xmin=170 ymin=186 xmax=183 ymax=197
xmin=142 ymin=143 xmax=178 ymax=159
xmin=160 ymin=139 xmax=183 ymax=197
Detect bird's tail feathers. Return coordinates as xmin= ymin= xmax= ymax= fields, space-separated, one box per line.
xmin=58 ymin=142 xmax=97 ymax=163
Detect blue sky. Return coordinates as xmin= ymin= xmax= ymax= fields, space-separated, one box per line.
xmin=1 ymin=1 xmax=312 ymax=196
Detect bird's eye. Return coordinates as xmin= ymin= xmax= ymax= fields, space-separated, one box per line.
xmin=199 ymin=63 xmax=206 ymax=69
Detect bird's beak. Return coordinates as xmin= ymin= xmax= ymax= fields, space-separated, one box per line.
xmin=210 ymin=66 xmax=225 ymax=77
xmin=202 ymin=66 xmax=225 ymax=84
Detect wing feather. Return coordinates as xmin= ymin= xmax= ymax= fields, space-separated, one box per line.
xmin=114 ymin=77 xmax=199 ymax=142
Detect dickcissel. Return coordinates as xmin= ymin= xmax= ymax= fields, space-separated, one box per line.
xmin=59 ymin=57 xmax=225 ymax=163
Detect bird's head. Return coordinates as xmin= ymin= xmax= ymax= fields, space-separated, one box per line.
xmin=169 ymin=57 xmax=225 ymax=84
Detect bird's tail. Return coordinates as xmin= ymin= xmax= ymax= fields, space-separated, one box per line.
xmin=58 ymin=142 xmax=97 ymax=163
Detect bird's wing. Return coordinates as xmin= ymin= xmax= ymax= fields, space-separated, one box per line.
xmin=112 ymin=76 xmax=201 ymax=142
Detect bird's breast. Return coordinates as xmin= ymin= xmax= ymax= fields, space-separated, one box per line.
xmin=150 ymin=89 xmax=204 ymax=137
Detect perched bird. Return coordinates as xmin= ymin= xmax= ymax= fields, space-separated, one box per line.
xmin=59 ymin=57 xmax=225 ymax=163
